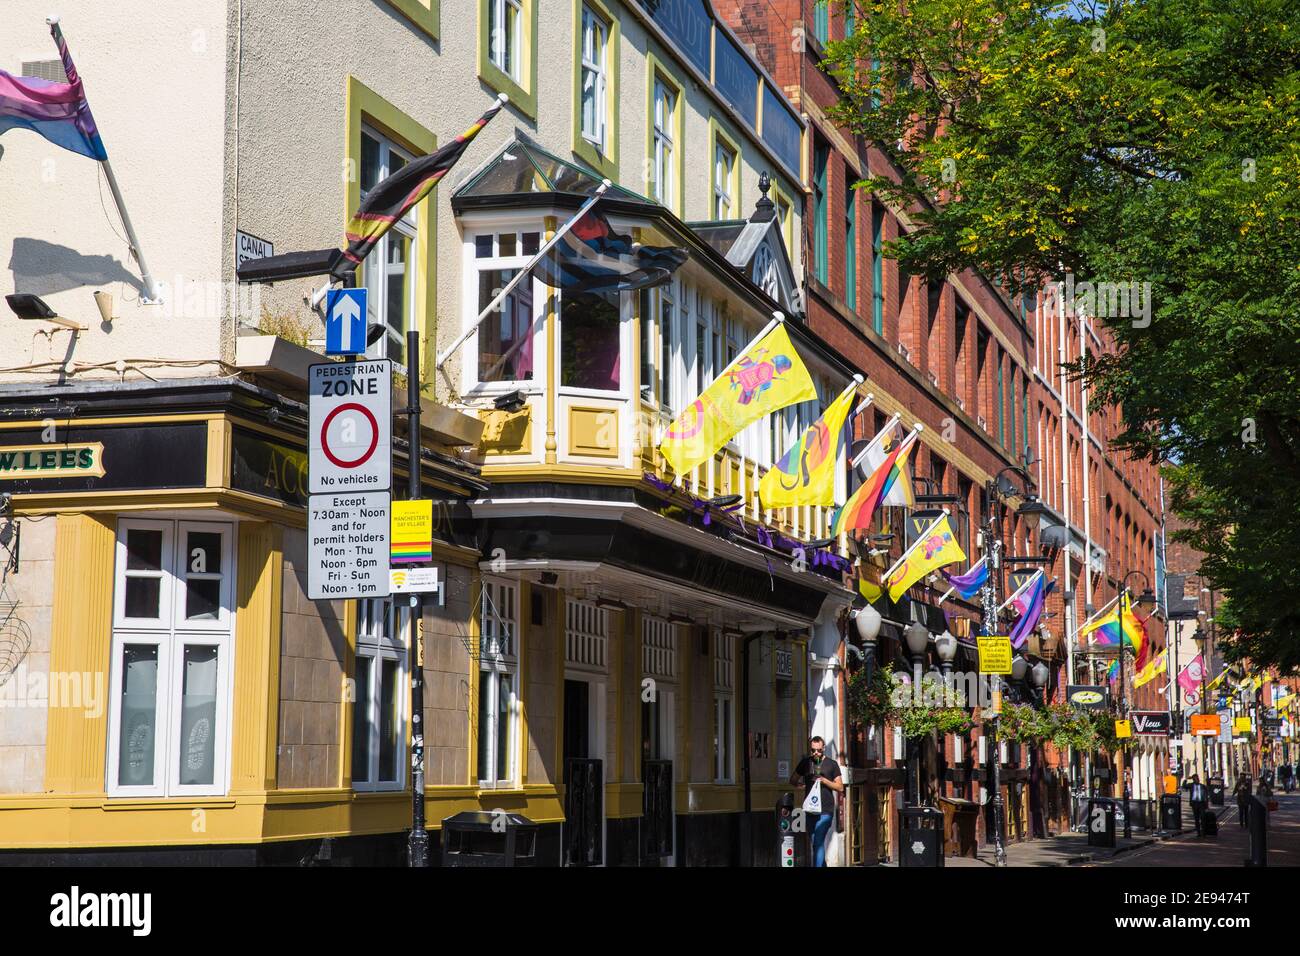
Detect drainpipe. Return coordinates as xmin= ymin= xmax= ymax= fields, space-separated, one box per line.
xmin=741 ymin=631 xmax=764 ymax=867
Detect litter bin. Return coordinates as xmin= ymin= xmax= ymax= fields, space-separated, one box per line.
xmin=1209 ymin=779 xmax=1226 ymax=807
xmin=1245 ymin=795 xmax=1268 ymax=867
xmin=937 ymin=796 xmax=980 ymax=859
xmin=898 ymin=805 xmax=944 ymax=867
xmin=1160 ymin=793 xmax=1182 ymax=833
xmin=441 ymin=810 xmax=539 ymax=867
xmin=1086 ymin=798 xmax=1117 ymax=848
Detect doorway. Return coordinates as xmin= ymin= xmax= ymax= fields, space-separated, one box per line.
xmin=563 ymin=677 xmax=604 ymax=866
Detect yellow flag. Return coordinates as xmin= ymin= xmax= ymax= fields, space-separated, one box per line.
xmin=885 ymin=514 xmax=966 ymax=602
xmin=759 ymin=386 xmax=855 ymax=508
xmin=1133 ymin=649 xmax=1168 ymax=689
xmin=858 ymin=573 xmax=884 ymax=605
xmin=660 ymin=323 xmax=816 ymax=475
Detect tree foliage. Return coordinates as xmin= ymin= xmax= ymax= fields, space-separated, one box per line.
xmin=825 ymin=0 xmax=1300 ymax=668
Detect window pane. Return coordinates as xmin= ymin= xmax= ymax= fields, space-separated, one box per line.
xmin=386 ymin=236 xmax=408 ymax=345
xmin=185 ymin=531 xmax=221 ymax=576
xmin=496 ymin=673 xmax=513 ymax=782
xmin=360 ymin=132 xmax=381 ymax=194
xmin=178 ymin=645 xmax=219 ymax=786
xmin=352 ymin=656 xmax=373 ymax=783
xmin=379 ymin=658 xmax=400 ymax=782
xmin=477 ymin=674 xmax=493 ymax=780
xmin=125 ymin=577 xmax=162 ymax=619
xmin=478 ymin=268 xmax=534 ymax=382
xmin=117 ymin=645 xmax=158 ymax=788
xmin=126 ymin=528 xmax=163 ymax=571
xmin=498 ymin=232 xmax=517 ymax=258
xmin=185 ymin=578 xmax=221 ymax=622
xmin=561 ymin=289 xmax=620 ymax=390
xmin=521 ymin=232 xmax=540 ymax=256
xmin=475 ymin=234 xmax=494 ymax=259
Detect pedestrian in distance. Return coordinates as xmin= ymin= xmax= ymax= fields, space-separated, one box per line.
xmin=1188 ymin=774 xmax=1209 ymax=837
xmin=790 ymin=736 xmax=843 ymax=867
xmin=1234 ymin=775 xmax=1253 ymax=828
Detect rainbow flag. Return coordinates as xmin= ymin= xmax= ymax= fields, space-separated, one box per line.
xmin=759 ymin=385 xmax=856 ymax=508
xmin=831 ymin=428 xmax=914 ymax=537
xmin=0 ymin=22 xmax=106 ymax=160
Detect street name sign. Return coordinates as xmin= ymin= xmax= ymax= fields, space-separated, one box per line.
xmin=324 ymin=287 xmax=368 ymax=357
xmin=309 ymin=359 xmax=391 ymax=493
xmin=307 ymin=491 xmax=391 ymax=600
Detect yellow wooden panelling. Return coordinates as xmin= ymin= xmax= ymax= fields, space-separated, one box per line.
xmin=44 ymin=513 xmax=115 ymax=795
xmin=567 ymin=405 xmax=620 ymax=459
xmin=231 ymin=522 xmax=283 ymax=793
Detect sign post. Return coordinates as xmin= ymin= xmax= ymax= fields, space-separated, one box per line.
xmin=401 ymin=328 xmax=429 ymax=869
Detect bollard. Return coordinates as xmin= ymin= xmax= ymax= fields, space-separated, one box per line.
xmin=1245 ymin=795 xmax=1268 ymax=867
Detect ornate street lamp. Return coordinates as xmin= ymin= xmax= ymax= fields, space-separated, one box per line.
xmin=903 ymin=620 xmax=931 ymax=808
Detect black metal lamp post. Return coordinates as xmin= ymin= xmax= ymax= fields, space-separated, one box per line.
xmin=978 ymin=465 xmax=1044 ymax=866
xmin=904 ymin=619 xmax=931 ymax=807
xmin=1116 ymin=572 xmax=1157 ymax=839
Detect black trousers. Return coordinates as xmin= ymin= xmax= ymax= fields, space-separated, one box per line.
xmin=1191 ymin=803 xmax=1207 ymax=835
xmin=1238 ymin=801 xmax=1250 ymax=826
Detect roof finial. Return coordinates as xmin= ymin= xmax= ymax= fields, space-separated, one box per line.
xmin=751 ymin=171 xmax=776 ymax=223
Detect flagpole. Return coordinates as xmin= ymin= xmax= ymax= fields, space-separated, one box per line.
xmin=996 ymin=567 xmax=1044 ymax=614
xmin=435 ymin=179 xmax=611 ymax=370
xmin=1073 ymin=591 xmax=1122 ymax=642
xmin=850 ymin=412 xmax=904 ymax=469
xmin=936 ymin=554 xmax=988 ymax=604
xmin=853 ymin=392 xmax=875 ymax=417
xmin=47 ymin=17 xmax=161 ymax=303
xmin=880 ymin=508 xmax=949 ymax=584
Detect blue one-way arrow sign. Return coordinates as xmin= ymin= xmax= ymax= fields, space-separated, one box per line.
xmin=325 ymin=287 xmax=367 ymax=356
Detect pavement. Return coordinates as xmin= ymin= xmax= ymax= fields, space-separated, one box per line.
xmin=931 ymin=792 xmax=1300 ymax=867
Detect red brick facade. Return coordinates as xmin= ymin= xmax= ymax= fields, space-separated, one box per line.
xmin=717 ymin=0 xmax=1165 ymax=858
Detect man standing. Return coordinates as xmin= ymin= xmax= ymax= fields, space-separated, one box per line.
xmin=1234 ymin=774 xmax=1253 ymax=828
xmin=791 ymin=736 xmax=844 ymax=867
xmin=1188 ymin=774 xmax=1209 ymax=837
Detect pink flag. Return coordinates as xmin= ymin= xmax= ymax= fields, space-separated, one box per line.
xmin=1177 ymin=654 xmax=1205 ymax=706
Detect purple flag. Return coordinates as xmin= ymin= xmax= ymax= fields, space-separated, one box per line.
xmin=941 ymin=561 xmax=989 ymax=600
xmin=1008 ymin=573 xmax=1046 ymax=649
xmin=0 ymin=21 xmax=106 ymax=160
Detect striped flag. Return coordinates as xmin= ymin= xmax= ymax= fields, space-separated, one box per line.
xmin=0 ymin=21 xmax=106 ymax=160
xmin=341 ymin=97 xmax=506 ymax=270
xmin=530 ymin=209 xmax=687 ymax=293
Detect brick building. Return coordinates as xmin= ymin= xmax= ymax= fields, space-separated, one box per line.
xmin=715 ymin=0 xmax=1165 ymax=861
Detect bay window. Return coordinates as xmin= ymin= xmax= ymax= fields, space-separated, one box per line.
xmin=468 ymin=228 xmax=542 ymax=389
xmin=108 ymin=519 xmax=234 ymax=798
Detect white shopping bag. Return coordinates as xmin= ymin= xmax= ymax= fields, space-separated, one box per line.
xmin=802 ymin=779 xmax=823 ymax=815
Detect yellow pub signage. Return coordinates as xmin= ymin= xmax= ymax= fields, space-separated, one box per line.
xmin=0 ymin=443 xmax=104 ymax=479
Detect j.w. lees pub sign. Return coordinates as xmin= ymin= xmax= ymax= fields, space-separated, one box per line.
xmin=0 ymin=443 xmax=105 ymax=479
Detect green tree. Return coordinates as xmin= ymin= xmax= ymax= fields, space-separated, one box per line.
xmin=825 ymin=0 xmax=1300 ymax=668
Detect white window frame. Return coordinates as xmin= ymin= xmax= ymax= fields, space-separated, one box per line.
xmin=652 ymin=75 xmax=677 ymax=208
xmin=462 ymin=224 xmax=548 ymax=395
xmin=107 ymin=518 xmax=235 ymax=799
xmin=713 ymin=630 xmax=736 ymax=784
xmin=488 ymin=0 xmax=524 ymax=82
xmin=352 ymin=599 xmax=409 ymax=792
xmin=478 ymin=578 xmax=519 ymax=788
xmin=360 ymin=126 xmax=419 ymax=370
xmin=580 ymin=4 xmax=608 ymax=152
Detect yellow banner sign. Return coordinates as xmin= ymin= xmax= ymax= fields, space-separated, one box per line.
xmin=1233 ymin=716 xmax=1253 ymax=734
xmin=390 ymin=499 xmax=433 ymax=564
xmin=1115 ymin=720 xmax=1132 ymax=739
xmin=977 ymin=636 xmax=1012 ymax=675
